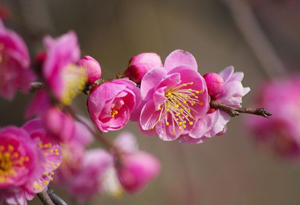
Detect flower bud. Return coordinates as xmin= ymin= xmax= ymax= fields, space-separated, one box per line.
xmin=42 ymin=107 xmax=75 ymax=143
xmin=117 ymin=152 xmax=160 ymax=193
xmin=124 ymin=53 xmax=163 ymax=83
xmin=203 ymin=73 xmax=224 ymax=97
xmin=77 ymin=56 xmax=101 ymax=84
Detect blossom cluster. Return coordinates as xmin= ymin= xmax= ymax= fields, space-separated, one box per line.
xmin=0 ymin=17 xmax=251 ymax=204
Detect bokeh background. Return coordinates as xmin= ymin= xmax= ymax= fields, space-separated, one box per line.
xmin=1 ymin=0 xmax=300 ymax=204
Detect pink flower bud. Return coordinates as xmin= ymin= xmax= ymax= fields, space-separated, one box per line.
xmin=42 ymin=107 xmax=75 ymax=143
xmin=203 ymin=73 xmax=224 ymax=97
xmin=117 ymin=152 xmax=160 ymax=193
xmin=124 ymin=53 xmax=163 ymax=83
xmin=77 ymin=56 xmax=101 ymax=84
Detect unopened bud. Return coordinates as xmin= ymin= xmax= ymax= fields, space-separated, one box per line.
xmin=124 ymin=53 xmax=162 ymax=83
xmin=77 ymin=56 xmax=101 ymax=84
xmin=204 ymin=73 xmax=224 ymax=97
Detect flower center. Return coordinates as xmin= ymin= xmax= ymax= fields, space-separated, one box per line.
xmin=152 ymin=82 xmax=204 ymax=134
xmin=111 ymin=109 xmax=119 ymax=118
xmin=0 ymin=144 xmax=29 ymax=183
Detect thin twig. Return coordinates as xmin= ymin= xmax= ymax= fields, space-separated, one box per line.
xmin=47 ymin=188 xmax=68 ymax=205
xmin=37 ymin=189 xmax=55 ymax=205
xmin=210 ymin=100 xmax=271 ymax=117
xmin=30 ymin=82 xmax=44 ymax=92
xmin=222 ymin=0 xmax=287 ymax=78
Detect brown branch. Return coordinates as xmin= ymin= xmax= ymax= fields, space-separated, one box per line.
xmin=30 ymin=82 xmax=44 ymax=92
xmin=47 ymin=188 xmax=68 ymax=205
xmin=210 ymin=100 xmax=271 ymax=117
xmin=37 ymin=189 xmax=55 ymax=205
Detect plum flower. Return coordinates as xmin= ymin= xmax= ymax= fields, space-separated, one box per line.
xmin=246 ymin=77 xmax=300 ymax=157
xmin=26 ymin=31 xmax=87 ymax=118
xmin=54 ymin=116 xmax=94 ymax=184
xmin=67 ymin=149 xmax=113 ymax=203
xmin=42 ymin=31 xmax=87 ymax=105
xmin=87 ymin=78 xmax=140 ymax=132
xmin=179 ymin=66 xmax=250 ymax=143
xmin=138 ymin=49 xmax=209 ymax=141
xmin=22 ymin=119 xmax=62 ymax=197
xmin=114 ymin=132 xmax=160 ymax=193
xmin=41 ymin=107 xmax=75 ymax=143
xmin=0 ymin=124 xmax=62 ymax=205
xmin=0 ymin=20 xmax=35 ymax=100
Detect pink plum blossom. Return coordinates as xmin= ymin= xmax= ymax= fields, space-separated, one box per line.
xmin=0 ymin=20 xmax=35 ymax=100
xmin=87 ymin=78 xmax=141 ymax=132
xmin=41 ymin=107 xmax=75 ymax=143
xmin=54 ymin=116 xmax=94 ymax=184
xmin=0 ymin=127 xmax=41 ymax=189
xmin=42 ymin=31 xmax=87 ymax=105
xmin=22 ymin=119 xmax=62 ymax=197
xmin=179 ymin=66 xmax=250 ymax=144
xmin=138 ymin=49 xmax=210 ymax=141
xmin=246 ymin=77 xmax=300 ymax=157
xmin=124 ymin=52 xmax=163 ymax=83
xmin=53 ymin=118 xmax=120 ymax=202
xmin=114 ymin=132 xmax=160 ymax=193
xmin=27 ymin=32 xmax=87 ymax=117
xmin=0 ymin=123 xmax=62 ymax=205
xmin=26 ymin=31 xmax=87 ymax=118
xmin=77 ymin=55 xmax=102 ymax=84
xmin=67 ymin=149 xmax=113 ymax=203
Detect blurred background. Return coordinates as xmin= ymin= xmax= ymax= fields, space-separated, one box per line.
xmin=1 ymin=0 xmax=300 ymax=204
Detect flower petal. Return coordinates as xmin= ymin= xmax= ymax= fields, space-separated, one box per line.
xmin=164 ymin=49 xmax=198 ymax=71
xmin=140 ymin=68 xmax=167 ymax=100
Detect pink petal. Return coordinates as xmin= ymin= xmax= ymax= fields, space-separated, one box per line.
xmin=140 ymin=68 xmax=167 ymax=100
xmin=164 ymin=49 xmax=198 ymax=71
xmin=219 ymin=66 xmax=234 ymax=83
xmin=190 ymin=111 xmax=220 ymax=138
xmin=139 ymin=101 xmax=160 ymax=130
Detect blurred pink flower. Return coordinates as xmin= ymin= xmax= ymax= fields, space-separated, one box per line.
xmin=138 ymin=49 xmax=209 ymax=141
xmin=246 ymin=77 xmax=300 ymax=157
xmin=87 ymin=78 xmax=141 ymax=132
xmin=42 ymin=31 xmax=87 ymax=105
xmin=114 ymin=132 xmax=160 ymax=194
xmin=0 ymin=127 xmax=41 ymax=189
xmin=0 ymin=20 xmax=35 ymax=100
xmin=41 ymin=107 xmax=75 ymax=143
xmin=26 ymin=32 xmax=87 ymax=118
xmin=124 ymin=52 xmax=163 ymax=83
xmin=179 ymin=66 xmax=250 ymax=144
xmin=54 ymin=116 xmax=94 ymax=184
xmin=117 ymin=152 xmax=160 ymax=194
xmin=0 ymin=123 xmax=62 ymax=204
xmin=22 ymin=119 xmax=62 ymax=197
xmin=67 ymin=149 xmax=113 ymax=203
xmin=77 ymin=55 xmax=101 ymax=84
